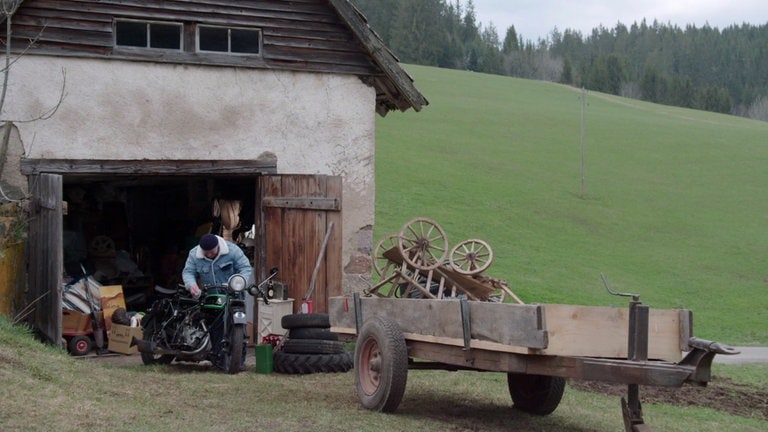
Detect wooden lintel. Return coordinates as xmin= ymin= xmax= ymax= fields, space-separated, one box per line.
xmin=20 ymin=159 xmax=277 ymax=175
xmin=263 ymin=196 xmax=341 ymax=211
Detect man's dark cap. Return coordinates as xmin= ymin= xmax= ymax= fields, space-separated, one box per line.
xmin=199 ymin=234 xmax=218 ymax=251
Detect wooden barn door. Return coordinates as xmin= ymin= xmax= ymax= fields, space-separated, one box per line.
xmin=259 ymin=175 xmax=342 ymax=314
xmin=26 ymin=173 xmax=63 ymax=344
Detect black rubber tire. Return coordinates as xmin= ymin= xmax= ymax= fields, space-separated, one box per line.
xmin=139 ymin=318 xmax=175 ymax=365
xmin=507 ymin=373 xmax=566 ymax=415
xmin=281 ymin=313 xmax=331 ymax=329
xmin=282 ymin=338 xmax=345 ymax=354
xmin=273 ymin=351 xmax=353 ymax=374
xmin=223 ymin=323 xmax=245 ymax=375
xmin=289 ymin=327 xmax=339 ymax=341
xmin=355 ymin=317 xmax=408 ymax=413
xmin=68 ymin=335 xmax=92 ymax=356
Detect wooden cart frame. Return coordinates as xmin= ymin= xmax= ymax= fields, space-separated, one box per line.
xmin=329 ymin=294 xmax=738 ymax=432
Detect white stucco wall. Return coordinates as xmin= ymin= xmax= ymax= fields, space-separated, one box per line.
xmin=3 ymin=56 xmax=377 ymax=290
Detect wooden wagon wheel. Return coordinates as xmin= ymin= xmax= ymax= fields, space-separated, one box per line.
xmin=89 ymin=235 xmax=116 ymax=257
xmin=373 ymin=234 xmax=399 ymax=276
xmin=397 ymin=218 xmax=448 ymax=271
xmin=449 ymin=239 xmax=493 ymax=275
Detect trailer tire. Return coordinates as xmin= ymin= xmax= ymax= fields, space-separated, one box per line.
xmin=273 ymin=351 xmax=352 ymax=374
xmin=507 ymin=373 xmax=566 ymax=415
xmin=281 ymin=313 xmax=331 ymax=329
xmin=355 ymin=317 xmax=408 ymax=413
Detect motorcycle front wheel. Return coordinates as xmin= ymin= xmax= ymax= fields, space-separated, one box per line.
xmin=140 ymin=318 xmax=175 ymax=366
xmin=222 ymin=323 xmax=245 ymax=374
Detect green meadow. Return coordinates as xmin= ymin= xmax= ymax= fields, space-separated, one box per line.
xmin=374 ymin=64 xmax=768 ymax=345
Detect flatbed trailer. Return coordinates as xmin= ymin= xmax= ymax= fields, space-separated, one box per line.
xmin=329 ymin=294 xmax=739 ymax=432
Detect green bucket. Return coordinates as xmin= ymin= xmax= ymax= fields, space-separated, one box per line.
xmin=254 ymin=344 xmax=273 ymax=374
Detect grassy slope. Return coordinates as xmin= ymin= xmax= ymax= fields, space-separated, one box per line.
xmin=374 ymin=65 xmax=768 ymax=345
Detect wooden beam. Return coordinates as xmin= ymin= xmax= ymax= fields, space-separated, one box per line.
xmin=262 ymin=196 xmax=341 ymax=211
xmin=20 ymin=158 xmax=277 ymax=175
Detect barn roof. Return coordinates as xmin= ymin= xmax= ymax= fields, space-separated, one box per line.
xmin=328 ymin=0 xmax=428 ymax=115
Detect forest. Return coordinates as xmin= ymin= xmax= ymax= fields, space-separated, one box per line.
xmin=352 ymin=0 xmax=768 ymax=120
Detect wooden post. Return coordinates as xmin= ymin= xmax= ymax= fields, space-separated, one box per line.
xmin=580 ymin=87 xmax=586 ymax=199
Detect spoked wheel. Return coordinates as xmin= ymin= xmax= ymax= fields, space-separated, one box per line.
xmin=397 ymin=218 xmax=448 ymax=270
xmin=89 ymin=235 xmax=116 ymax=256
xmin=139 ymin=319 xmax=175 ymax=365
xmin=449 ymin=239 xmax=494 ymax=275
xmin=223 ymin=323 xmax=245 ymax=374
xmin=355 ymin=317 xmax=408 ymax=412
xmin=373 ymin=234 xmax=399 ymax=277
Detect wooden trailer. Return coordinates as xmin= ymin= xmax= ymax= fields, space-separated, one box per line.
xmin=329 ymin=218 xmax=739 ymax=431
xmin=329 ymin=295 xmax=738 ymax=431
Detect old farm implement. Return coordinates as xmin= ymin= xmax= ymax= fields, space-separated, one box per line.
xmin=331 ymin=218 xmax=739 ymax=432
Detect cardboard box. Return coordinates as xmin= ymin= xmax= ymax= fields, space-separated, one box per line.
xmin=99 ymin=285 xmax=126 ymax=331
xmin=107 ymin=323 xmax=143 ymax=355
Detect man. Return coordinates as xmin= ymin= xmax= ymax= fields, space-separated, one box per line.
xmin=182 ymin=233 xmax=253 ymax=371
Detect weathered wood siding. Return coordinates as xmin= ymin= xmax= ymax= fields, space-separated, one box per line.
xmin=11 ymin=0 xmax=377 ymax=75
xmin=26 ymin=173 xmax=63 ymax=344
xmin=261 ymin=174 xmax=342 ymax=313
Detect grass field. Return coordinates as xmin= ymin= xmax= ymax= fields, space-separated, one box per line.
xmin=373 ymin=64 xmax=768 ymax=345
xmin=0 ymin=317 xmax=765 ymax=431
xmin=2 ymin=65 xmax=767 ymax=432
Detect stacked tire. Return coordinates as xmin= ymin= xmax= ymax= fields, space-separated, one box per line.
xmin=274 ymin=313 xmax=353 ymax=374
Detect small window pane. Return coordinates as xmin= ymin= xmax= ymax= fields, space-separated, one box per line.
xmin=116 ymin=21 xmax=147 ymax=47
xmin=150 ymin=23 xmax=181 ymax=49
xmin=231 ymin=29 xmax=260 ymax=54
xmin=199 ymin=26 xmax=228 ymax=52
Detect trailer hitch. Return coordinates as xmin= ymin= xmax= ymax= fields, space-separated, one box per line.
xmin=603 ymin=273 xmax=649 ymax=432
xmin=601 ymin=274 xmax=740 ymax=431
xmin=679 ymin=337 xmax=741 ymax=385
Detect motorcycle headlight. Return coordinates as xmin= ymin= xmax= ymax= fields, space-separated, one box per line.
xmin=228 ymin=274 xmax=247 ymax=292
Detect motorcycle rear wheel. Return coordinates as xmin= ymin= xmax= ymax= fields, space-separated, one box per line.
xmin=140 ymin=318 xmax=175 ymax=365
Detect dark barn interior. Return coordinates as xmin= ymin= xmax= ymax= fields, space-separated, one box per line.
xmin=61 ymin=176 xmax=257 ymax=311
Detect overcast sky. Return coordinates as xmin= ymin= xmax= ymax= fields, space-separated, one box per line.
xmin=472 ymin=0 xmax=768 ymax=41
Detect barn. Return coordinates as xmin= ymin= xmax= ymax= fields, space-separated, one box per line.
xmin=0 ymin=0 xmax=427 ymax=345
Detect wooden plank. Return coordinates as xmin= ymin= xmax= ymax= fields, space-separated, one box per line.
xmin=329 ymin=297 xmax=687 ymax=362
xmin=328 ymin=296 xmax=548 ymax=349
xmin=541 ymin=304 xmax=685 ymax=362
xmin=26 ymin=173 xmax=63 ymax=345
xmin=20 ymin=158 xmax=277 ymax=175
xmin=324 ymin=176 xmax=343 ymax=299
xmin=262 ymin=197 xmax=340 ymax=211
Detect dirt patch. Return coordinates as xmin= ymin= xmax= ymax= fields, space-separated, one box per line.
xmin=569 ymin=377 xmax=768 ymax=420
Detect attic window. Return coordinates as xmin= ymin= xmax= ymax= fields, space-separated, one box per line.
xmin=115 ymin=20 xmax=182 ymax=50
xmin=198 ymin=25 xmax=261 ymax=55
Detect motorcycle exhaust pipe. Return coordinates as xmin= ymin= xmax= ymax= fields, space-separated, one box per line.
xmin=130 ymin=337 xmax=178 ymax=356
xmin=130 ymin=335 xmax=212 ymax=357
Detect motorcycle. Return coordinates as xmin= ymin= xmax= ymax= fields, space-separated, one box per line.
xmin=131 ymin=267 xmax=279 ymax=374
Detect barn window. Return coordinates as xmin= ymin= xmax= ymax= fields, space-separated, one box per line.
xmin=115 ymin=20 xmax=182 ymax=50
xmin=198 ymin=25 xmax=261 ymax=55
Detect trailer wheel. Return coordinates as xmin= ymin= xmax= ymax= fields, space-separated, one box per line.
xmin=68 ymin=335 xmax=92 ymax=356
xmin=355 ymin=317 xmax=408 ymax=412
xmin=507 ymin=373 xmax=566 ymax=415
